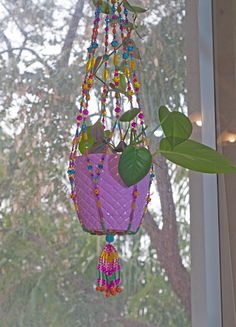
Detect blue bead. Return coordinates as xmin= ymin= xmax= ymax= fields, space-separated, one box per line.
xmin=92 ymin=42 xmax=98 ymax=48
xmin=128 ymin=46 xmax=134 ymax=52
xmin=111 ymin=40 xmax=118 ymax=47
xmin=67 ymin=169 xmax=75 ymax=174
xmin=87 ymin=47 xmax=93 ymax=53
xmin=105 ymin=17 xmax=109 ymax=22
xmin=124 ymin=8 xmax=128 ymax=14
xmin=106 ymin=234 xmax=114 ymax=243
xmin=123 ymin=52 xmax=129 ymax=59
xmin=150 ymin=173 xmax=155 ymax=178
xmin=82 ymin=125 xmax=87 ymax=132
xmin=103 ymin=54 xmax=109 ymax=60
xmin=98 ymin=164 xmax=103 ymax=169
xmin=88 ymin=166 xmax=93 ymax=170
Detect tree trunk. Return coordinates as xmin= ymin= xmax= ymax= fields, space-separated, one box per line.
xmin=58 ymin=0 xmax=85 ymax=68
xmin=144 ymin=141 xmax=191 ymax=318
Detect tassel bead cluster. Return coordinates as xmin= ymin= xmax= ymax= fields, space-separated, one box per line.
xmin=96 ymin=235 xmax=123 ymax=297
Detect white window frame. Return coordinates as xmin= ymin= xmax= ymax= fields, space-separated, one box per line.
xmin=190 ymin=1 xmax=222 ymax=327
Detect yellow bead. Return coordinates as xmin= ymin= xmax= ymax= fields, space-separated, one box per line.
xmin=131 ymin=202 xmax=136 ymax=209
xmin=134 ymin=81 xmax=141 ymax=87
xmin=104 ymin=69 xmax=109 ymax=81
xmin=86 ymin=94 xmax=90 ymax=100
xmin=86 ymin=60 xmax=91 ymax=72
xmin=113 ymin=76 xmax=120 ymax=83
xmin=97 ymin=200 xmax=101 ymax=208
xmin=124 ymin=67 xmax=130 ymax=78
xmin=130 ymin=60 xmax=136 ymax=70
xmin=91 ymin=57 xmax=96 ymax=67
xmin=113 ymin=55 xmax=119 ymax=66
xmin=128 ymin=90 xmax=134 ymax=96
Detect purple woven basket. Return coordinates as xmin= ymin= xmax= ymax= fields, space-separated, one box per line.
xmin=74 ymin=153 xmax=150 ymax=235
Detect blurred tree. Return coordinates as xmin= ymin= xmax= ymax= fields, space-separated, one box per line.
xmin=0 ymin=0 xmax=190 ymax=326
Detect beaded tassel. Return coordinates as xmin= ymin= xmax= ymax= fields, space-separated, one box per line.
xmin=96 ymin=235 xmax=123 ymax=297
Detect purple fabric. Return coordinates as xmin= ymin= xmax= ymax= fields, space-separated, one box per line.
xmin=74 ymin=154 xmax=150 ymax=233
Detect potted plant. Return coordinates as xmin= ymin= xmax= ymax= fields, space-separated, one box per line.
xmin=68 ymin=0 xmax=236 ymax=297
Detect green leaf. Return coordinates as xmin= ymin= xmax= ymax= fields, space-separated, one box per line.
xmin=118 ymin=60 xmax=126 ymax=73
xmin=89 ymin=119 xmax=104 ymax=142
xmin=159 ymin=106 xmax=192 ymax=148
xmin=92 ymin=0 xmax=112 ymax=14
xmin=93 ymin=56 xmax=103 ymax=74
xmin=159 ymin=138 xmax=236 ymax=173
xmin=104 ymin=130 xmax=112 ymax=140
xmin=118 ymin=146 xmax=152 ymax=186
xmin=79 ymin=127 xmax=94 ymax=154
xmin=123 ymin=0 xmax=147 ymax=13
xmin=120 ymin=108 xmax=140 ymax=122
xmin=119 ymin=74 xmax=127 ymax=92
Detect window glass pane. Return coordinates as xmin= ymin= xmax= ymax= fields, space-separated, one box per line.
xmin=0 ymin=1 xmax=193 ymax=326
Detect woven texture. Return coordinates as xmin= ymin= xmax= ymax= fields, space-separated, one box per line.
xmin=74 ymin=154 xmax=150 ymax=233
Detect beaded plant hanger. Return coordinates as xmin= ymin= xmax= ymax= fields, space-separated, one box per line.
xmin=68 ymin=0 xmax=154 ymax=298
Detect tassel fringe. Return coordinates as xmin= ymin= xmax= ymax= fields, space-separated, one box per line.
xmin=96 ymin=238 xmax=123 ymax=297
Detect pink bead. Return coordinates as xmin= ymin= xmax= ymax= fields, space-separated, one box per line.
xmin=131 ymin=122 xmax=137 ymax=128
xmin=115 ymin=107 xmax=121 ymax=113
xmin=83 ymin=109 xmax=89 ymax=115
xmin=138 ymin=113 xmax=144 ymax=119
xmin=77 ymin=115 xmax=83 ymax=121
xmin=115 ymin=82 xmax=119 ymax=86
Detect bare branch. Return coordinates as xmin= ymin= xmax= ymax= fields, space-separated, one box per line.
xmin=0 ymin=47 xmax=51 ymax=71
xmin=0 ymin=32 xmax=14 ymax=60
xmin=1 ymin=2 xmax=28 ymax=38
xmin=58 ymin=0 xmax=85 ymax=68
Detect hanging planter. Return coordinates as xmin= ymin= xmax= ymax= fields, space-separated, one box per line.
xmin=73 ymin=153 xmax=151 ymax=235
xmin=68 ymin=0 xmax=153 ymax=297
xmin=68 ymin=0 xmax=236 ymax=298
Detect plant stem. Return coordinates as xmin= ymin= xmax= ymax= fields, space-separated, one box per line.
xmin=122 ymin=122 xmax=130 ymax=141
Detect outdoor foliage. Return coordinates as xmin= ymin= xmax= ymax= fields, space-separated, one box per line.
xmin=0 ymin=0 xmax=191 ymax=326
